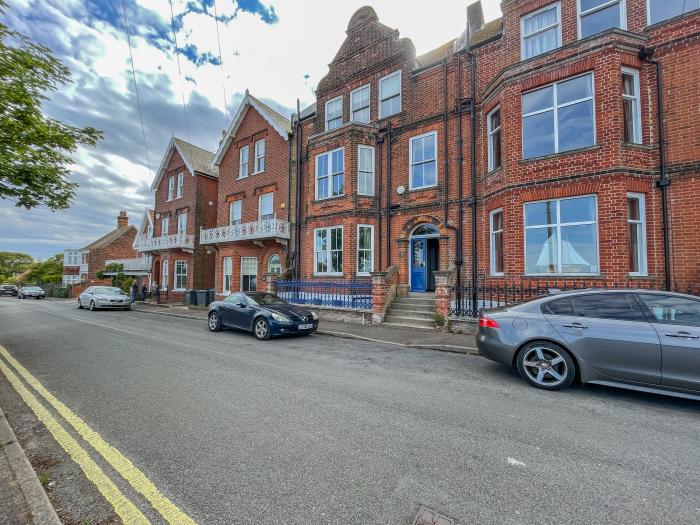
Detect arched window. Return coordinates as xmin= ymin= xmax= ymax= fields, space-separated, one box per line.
xmin=268 ymin=254 xmax=282 ymax=274
xmin=411 ymin=223 xmax=439 ymax=237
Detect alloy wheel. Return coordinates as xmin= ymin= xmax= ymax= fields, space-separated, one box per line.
xmin=521 ymin=346 xmax=568 ymax=387
xmin=208 ymin=312 xmax=219 ymax=331
xmin=254 ymin=319 xmax=269 ymax=339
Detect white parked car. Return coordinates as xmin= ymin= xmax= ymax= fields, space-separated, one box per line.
xmin=18 ymin=286 xmax=46 ymax=299
xmin=77 ymin=286 xmax=131 ymax=311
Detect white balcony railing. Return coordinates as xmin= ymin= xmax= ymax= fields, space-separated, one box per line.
xmin=200 ymin=218 xmax=291 ymax=245
xmin=106 ymin=256 xmax=152 ymax=273
xmin=136 ymin=233 xmax=194 ymax=252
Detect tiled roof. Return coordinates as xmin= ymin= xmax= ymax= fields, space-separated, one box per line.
xmin=82 ymin=225 xmax=135 ymax=250
xmin=248 ymin=94 xmax=292 ymax=133
xmin=416 ymin=39 xmax=456 ymax=67
xmin=471 ymin=18 xmax=503 ymax=47
xmin=172 ymin=138 xmax=218 ymax=177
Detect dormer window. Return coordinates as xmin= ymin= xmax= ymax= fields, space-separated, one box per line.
xmin=325 ymin=96 xmax=343 ymax=131
xmin=379 ymin=70 xmax=401 ymax=118
xmin=521 ymin=3 xmax=562 ymax=60
xmin=350 ymin=85 xmax=370 ymax=123
xmin=578 ymin=0 xmax=626 ymax=38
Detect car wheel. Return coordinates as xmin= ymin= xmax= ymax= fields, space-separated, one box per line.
xmin=208 ymin=311 xmax=221 ymax=332
xmin=77 ymin=299 xmax=83 ymax=309
xmin=89 ymin=300 xmax=96 ymax=311
xmin=253 ymin=317 xmax=271 ymax=341
xmin=516 ymin=341 xmax=576 ymax=391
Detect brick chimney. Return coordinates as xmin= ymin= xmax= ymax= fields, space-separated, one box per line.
xmin=117 ymin=210 xmax=128 ymax=229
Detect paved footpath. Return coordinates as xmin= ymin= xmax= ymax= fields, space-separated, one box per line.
xmin=0 ymin=297 xmax=698 ymax=524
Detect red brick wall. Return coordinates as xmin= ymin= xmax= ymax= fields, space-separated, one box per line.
xmin=85 ymin=227 xmax=138 ymax=281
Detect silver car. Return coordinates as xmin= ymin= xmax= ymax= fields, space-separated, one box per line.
xmin=77 ymin=286 xmax=131 ymax=311
xmin=18 ymin=286 xmax=46 ymax=299
xmin=477 ymin=289 xmax=700 ymax=401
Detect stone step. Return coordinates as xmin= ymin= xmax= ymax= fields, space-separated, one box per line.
xmin=382 ymin=322 xmax=436 ymax=331
xmin=385 ymin=308 xmax=434 ymax=319
xmin=383 ymin=315 xmax=436 ymax=328
xmin=388 ymin=303 xmax=435 ymax=312
xmin=392 ymin=297 xmax=436 ymax=306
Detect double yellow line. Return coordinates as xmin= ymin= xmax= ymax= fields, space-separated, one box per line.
xmin=0 ymin=345 xmax=197 ymax=525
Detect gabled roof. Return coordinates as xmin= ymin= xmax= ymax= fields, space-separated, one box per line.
xmin=150 ymin=137 xmax=218 ymax=191
xmin=132 ymin=208 xmax=154 ymax=249
xmin=212 ymin=90 xmax=292 ymax=167
xmin=82 ymin=225 xmax=136 ymax=251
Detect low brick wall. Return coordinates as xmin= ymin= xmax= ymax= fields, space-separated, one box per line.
xmin=307 ymin=304 xmax=374 ymax=325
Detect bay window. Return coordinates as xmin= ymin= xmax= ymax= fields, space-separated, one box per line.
xmin=628 ymin=193 xmax=647 ymax=275
xmin=524 ymin=195 xmax=599 ymax=275
xmin=622 ymin=68 xmax=642 ymax=144
xmin=487 ymin=107 xmax=502 ymax=171
xmin=379 ymin=70 xmax=401 ymax=118
xmin=325 ymin=96 xmax=343 ymax=131
xmin=490 ymin=209 xmax=504 ymax=276
xmin=358 ymin=145 xmax=375 ymax=196
xmin=578 ymin=0 xmax=626 ymax=38
xmin=522 ymin=73 xmax=595 ymax=159
xmin=350 ymin=84 xmax=370 ymax=123
xmin=315 ymin=226 xmax=343 ymax=275
xmin=521 ymin=3 xmax=561 ymax=60
xmin=410 ymin=131 xmax=437 ymax=190
xmin=316 ymin=148 xmax=344 ymax=200
xmin=357 ymin=225 xmax=374 ymax=275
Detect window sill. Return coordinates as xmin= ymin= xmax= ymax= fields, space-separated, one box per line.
xmin=313 ymin=274 xmax=344 ymax=278
xmin=622 ymin=142 xmax=654 ymax=151
xmin=252 ymin=170 xmax=265 ymax=175
xmin=521 ymin=274 xmax=605 ymax=279
xmin=237 ymin=175 xmax=248 ymax=180
xmin=409 ymin=184 xmax=438 ymax=193
xmin=315 ymin=194 xmax=346 ymax=203
xmin=628 ymin=273 xmax=650 ymax=279
xmin=357 ymin=192 xmax=375 ymax=197
xmin=377 ymin=110 xmax=403 ymax=121
xmin=520 ymin=145 xmax=600 ymax=164
xmin=486 ymin=166 xmax=503 ymax=176
xmin=489 ymin=273 xmax=505 ymax=278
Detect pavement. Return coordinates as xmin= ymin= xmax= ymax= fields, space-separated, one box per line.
xmin=0 ymin=297 xmax=699 ymax=524
xmin=132 ymin=301 xmax=479 ymax=354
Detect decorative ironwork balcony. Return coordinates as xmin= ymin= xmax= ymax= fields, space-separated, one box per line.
xmin=200 ymin=218 xmax=291 ymax=245
xmin=136 ymin=233 xmax=194 ymax=252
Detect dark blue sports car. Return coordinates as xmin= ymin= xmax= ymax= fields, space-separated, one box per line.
xmin=207 ymin=292 xmax=318 ymax=340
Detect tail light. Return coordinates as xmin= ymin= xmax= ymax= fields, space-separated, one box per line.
xmin=479 ymin=316 xmax=500 ymax=329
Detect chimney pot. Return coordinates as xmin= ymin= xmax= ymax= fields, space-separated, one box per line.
xmin=117 ymin=210 xmax=128 ymax=228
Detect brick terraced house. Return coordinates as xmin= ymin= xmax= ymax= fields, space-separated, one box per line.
xmin=200 ymin=92 xmax=293 ymax=297
xmin=137 ymin=137 xmax=219 ymax=301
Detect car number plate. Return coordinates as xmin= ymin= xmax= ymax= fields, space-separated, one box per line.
xmin=298 ymin=323 xmax=313 ymax=330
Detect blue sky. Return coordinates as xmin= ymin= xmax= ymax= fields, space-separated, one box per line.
xmin=0 ymin=0 xmax=501 ymax=260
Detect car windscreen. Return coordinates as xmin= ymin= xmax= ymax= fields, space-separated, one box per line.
xmin=246 ymin=293 xmax=286 ymax=306
xmin=25 ymin=287 xmax=42 ymax=291
xmin=93 ymin=287 xmax=124 ymax=295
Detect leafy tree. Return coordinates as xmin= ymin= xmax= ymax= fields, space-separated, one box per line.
xmin=23 ymin=253 xmax=63 ymax=284
xmin=0 ymin=0 xmax=102 ymax=210
xmin=0 ymin=251 xmax=33 ymax=281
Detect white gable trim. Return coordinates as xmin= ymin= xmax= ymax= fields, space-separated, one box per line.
xmin=211 ymin=92 xmax=289 ymax=167
xmin=132 ymin=208 xmax=154 ymax=249
xmin=150 ymin=137 xmax=196 ymax=191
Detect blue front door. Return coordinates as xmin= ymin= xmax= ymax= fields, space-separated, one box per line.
xmin=410 ymin=238 xmax=426 ymax=292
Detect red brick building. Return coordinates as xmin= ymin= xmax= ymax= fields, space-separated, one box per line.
xmin=200 ymin=92 xmax=292 ymax=297
xmin=138 ymin=137 xmax=219 ymax=300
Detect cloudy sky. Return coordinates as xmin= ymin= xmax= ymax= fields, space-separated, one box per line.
xmin=1 ymin=0 xmax=501 ymax=260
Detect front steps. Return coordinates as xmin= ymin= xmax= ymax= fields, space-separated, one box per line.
xmin=382 ymin=293 xmax=436 ymax=330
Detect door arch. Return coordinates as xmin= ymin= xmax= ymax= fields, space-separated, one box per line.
xmin=409 ymin=223 xmax=440 ymax=292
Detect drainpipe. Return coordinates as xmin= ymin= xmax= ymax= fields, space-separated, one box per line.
xmin=287 ymin=130 xmax=292 ymax=263
xmin=469 ymin=51 xmax=478 ymax=311
xmin=639 ymin=47 xmax=671 ymax=290
xmin=386 ymin=122 xmax=393 ymax=267
xmin=376 ymin=136 xmax=384 ymax=270
xmin=443 ymin=57 xmax=449 ymax=224
xmin=455 ymin=53 xmax=464 ymax=312
xmin=294 ymin=99 xmax=303 ymax=280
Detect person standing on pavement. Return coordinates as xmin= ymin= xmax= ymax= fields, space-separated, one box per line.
xmin=141 ymin=284 xmax=148 ymax=302
xmin=131 ymin=281 xmax=138 ymax=304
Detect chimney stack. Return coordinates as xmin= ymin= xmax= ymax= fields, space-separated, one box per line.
xmin=466 ymin=1 xmax=485 ymax=47
xmin=117 ymin=210 xmax=128 ymax=228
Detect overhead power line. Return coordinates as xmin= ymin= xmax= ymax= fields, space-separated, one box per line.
xmin=169 ymin=0 xmax=191 ymax=141
xmin=213 ymin=0 xmax=229 ymax=125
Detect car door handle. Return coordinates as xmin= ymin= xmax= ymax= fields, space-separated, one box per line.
xmin=562 ymin=323 xmax=588 ymax=329
xmin=665 ymin=332 xmax=700 ymax=339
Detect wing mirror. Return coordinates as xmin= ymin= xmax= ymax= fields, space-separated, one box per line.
xmin=236 ymin=302 xmax=246 ymax=308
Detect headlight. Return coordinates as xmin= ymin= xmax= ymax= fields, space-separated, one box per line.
xmin=311 ymin=311 xmax=318 ymax=320
xmin=271 ymin=312 xmax=290 ymax=322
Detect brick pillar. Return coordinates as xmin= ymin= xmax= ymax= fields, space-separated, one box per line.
xmin=264 ymin=273 xmax=278 ymax=294
xmin=370 ymin=271 xmax=388 ymax=324
xmin=434 ymin=271 xmax=452 ymax=319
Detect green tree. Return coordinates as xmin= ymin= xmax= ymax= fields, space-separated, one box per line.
xmin=0 ymin=251 xmax=33 ymax=281
xmin=0 ymin=0 xmax=102 ymax=210
xmin=24 ymin=253 xmax=63 ymax=284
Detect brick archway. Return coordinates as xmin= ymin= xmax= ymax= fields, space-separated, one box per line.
xmin=397 ymin=215 xmax=449 ymax=240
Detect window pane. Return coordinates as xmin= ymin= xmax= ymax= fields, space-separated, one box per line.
xmin=623 ymin=98 xmax=635 ymax=142
xmin=353 ymin=108 xmax=370 ymax=123
xmin=560 ymin=196 xmax=596 ymax=223
xmin=491 ymin=129 xmax=502 ymax=170
xmin=627 ymin=197 xmax=640 ymax=221
xmin=317 ymin=154 xmax=328 ymax=176
xmin=526 ymin=227 xmax=558 ymax=273
xmin=358 ymin=227 xmax=371 ymax=249
xmin=412 ymin=137 xmax=424 ymax=162
xmin=359 ymin=148 xmax=371 ymax=171
xmin=525 ymin=200 xmax=556 ymax=226
xmin=331 ymin=228 xmax=342 ymax=250
xmin=523 ymin=27 xmax=559 ymax=58
xmin=412 ymin=164 xmax=424 ymax=188
xmin=492 ymin=211 xmax=503 ymax=231
xmin=572 ymin=293 xmax=644 ymax=321
xmin=637 ymin=294 xmax=700 ymax=327
xmin=318 ymin=177 xmax=328 ymax=199
xmin=422 ymin=160 xmax=436 ymax=186
xmin=332 ymin=149 xmax=343 ymax=173
xmin=580 ymin=3 xmax=622 ymax=37
xmin=331 ymin=251 xmax=342 ymax=273
xmin=523 ymin=85 xmax=553 ymax=114
xmin=557 ymin=100 xmax=595 ymax=152
xmin=332 ymin=173 xmax=344 ymax=196
xmin=523 ymin=6 xmax=559 ymax=34
xmin=560 ymin=223 xmax=598 ymax=273
xmin=523 ymin=111 xmax=555 ymax=158
xmin=543 ymin=298 xmax=575 ymax=316
xmin=649 ymin=0 xmax=700 ymax=25
xmin=629 ymin=222 xmax=640 ymax=272
xmin=493 ymin=231 xmax=503 ymax=273
xmin=557 ymin=75 xmax=593 ymax=105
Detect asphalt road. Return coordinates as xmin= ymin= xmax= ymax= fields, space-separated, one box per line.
xmin=0 ymin=297 xmax=698 ymax=525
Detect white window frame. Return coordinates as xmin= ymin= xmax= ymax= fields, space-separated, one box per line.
xmin=64 ymin=251 xmax=80 ymax=266
xmin=409 ymin=131 xmax=438 ymax=190
xmin=240 ymin=256 xmax=258 ymax=292
xmin=167 ymin=176 xmax=175 ymax=201
xmin=258 ymin=192 xmax=274 ymax=221
xmin=522 ymin=72 xmax=597 ymax=159
xmin=627 ymin=192 xmax=648 ymax=276
xmin=314 ymin=226 xmax=343 ymax=276
xmin=177 ymin=212 xmax=187 ymax=235
xmin=622 ymin=67 xmax=642 ymax=144
xmin=176 ymin=171 xmax=184 ymax=198
xmin=267 ymin=254 xmax=282 ymax=274
xmin=350 ymin=84 xmax=371 ymax=123
xmin=577 ymin=0 xmax=626 ymax=38
xmin=357 ymin=145 xmax=375 ymax=196
xmin=222 ymin=256 xmax=232 ymax=294
xmin=378 ymin=70 xmax=402 ymax=118
xmin=254 ymin=139 xmax=265 ymax=174
xmin=646 ymin=0 xmax=700 ymax=26
xmin=523 ymin=194 xmax=600 ymax=276
xmin=490 ymin=209 xmax=504 ymax=276
xmin=229 ymin=200 xmax=242 ymax=225
xmin=521 ymin=2 xmax=562 ymax=60
xmin=315 ymin=147 xmax=345 ymax=200
xmin=161 ymin=260 xmax=169 ymax=290
xmin=239 ymin=145 xmax=249 ymax=179
xmin=325 ymin=96 xmax=344 ymax=131
xmin=356 ymin=224 xmax=374 ymax=276
xmin=174 ymin=260 xmax=188 ymax=291
xmin=487 ymin=106 xmax=502 ymax=172
xmin=161 ymin=216 xmax=169 ymax=236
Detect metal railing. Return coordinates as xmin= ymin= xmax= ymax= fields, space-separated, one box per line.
xmin=135 ymin=233 xmax=194 ymax=252
xmin=200 ymin=218 xmax=291 ymax=245
xmin=450 ymin=277 xmax=700 ymax=318
xmin=277 ymin=279 xmax=372 ymax=310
